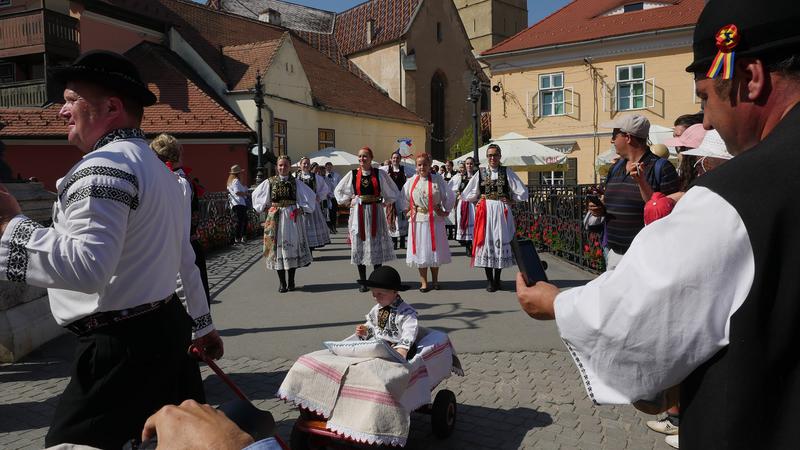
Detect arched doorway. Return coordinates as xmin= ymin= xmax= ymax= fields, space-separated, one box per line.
xmin=430 ymin=71 xmax=447 ymax=160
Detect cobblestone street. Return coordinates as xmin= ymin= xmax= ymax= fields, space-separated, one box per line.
xmin=0 ymin=238 xmax=672 ymax=449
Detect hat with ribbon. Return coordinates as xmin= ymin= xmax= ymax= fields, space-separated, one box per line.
xmin=681 ymin=130 xmax=732 ymax=160
xmin=357 ymin=266 xmax=409 ymax=291
xmin=51 ymin=50 xmax=157 ymax=106
xmin=229 ymin=164 xmax=243 ymax=174
xmin=686 ymin=0 xmax=800 ymax=78
xmin=663 ymin=123 xmax=707 ymax=150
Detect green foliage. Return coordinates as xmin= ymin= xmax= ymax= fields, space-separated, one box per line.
xmin=447 ymin=127 xmax=474 ymax=161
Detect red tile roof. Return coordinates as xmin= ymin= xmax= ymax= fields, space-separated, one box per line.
xmin=332 ymin=0 xmax=421 ymax=57
xmin=146 ymin=0 xmax=424 ymax=124
xmin=222 ymin=36 xmax=285 ymax=91
xmin=0 ymin=42 xmax=253 ymax=139
xmin=482 ymin=0 xmax=704 ymax=56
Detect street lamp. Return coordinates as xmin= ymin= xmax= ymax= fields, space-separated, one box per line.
xmin=253 ymin=70 xmax=266 ymax=184
xmin=467 ymin=72 xmax=482 ymax=162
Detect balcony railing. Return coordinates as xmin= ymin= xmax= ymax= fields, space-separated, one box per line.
xmin=0 ymin=80 xmax=47 ymax=107
xmin=0 ymin=10 xmax=79 ymax=57
xmin=512 ymin=184 xmax=606 ymax=273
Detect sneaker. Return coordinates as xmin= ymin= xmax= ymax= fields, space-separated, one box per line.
xmin=665 ymin=435 xmax=679 ymax=449
xmin=646 ymin=417 xmax=679 ymax=435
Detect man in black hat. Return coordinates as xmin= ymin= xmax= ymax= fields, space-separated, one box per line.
xmin=514 ymin=1 xmax=800 ymax=448
xmin=0 ymin=50 xmax=223 ymax=448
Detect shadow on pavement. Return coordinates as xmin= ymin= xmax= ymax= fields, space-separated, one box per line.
xmin=302 ymin=282 xmax=361 ymax=293
xmin=218 ymin=319 xmax=364 ymax=337
xmin=0 ymin=400 xmax=58 ymax=432
xmin=204 ymin=370 xmax=288 ymax=404
xmin=310 ymin=254 xmax=352 ymax=263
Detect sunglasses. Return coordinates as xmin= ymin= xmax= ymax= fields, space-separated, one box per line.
xmin=486 ymin=153 xmax=500 ymax=158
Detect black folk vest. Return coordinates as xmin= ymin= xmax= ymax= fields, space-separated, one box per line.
xmin=479 ymin=166 xmax=510 ymax=197
xmin=351 ymin=169 xmax=382 ymax=196
xmin=298 ymin=172 xmax=316 ymax=191
xmin=270 ymin=175 xmax=296 ymax=202
xmin=681 ymin=104 xmax=800 ymax=450
xmin=387 ymin=166 xmax=406 ymax=191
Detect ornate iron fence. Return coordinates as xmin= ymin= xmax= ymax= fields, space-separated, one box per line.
xmin=195 ymin=191 xmax=262 ymax=252
xmin=512 ymin=184 xmax=606 ymax=273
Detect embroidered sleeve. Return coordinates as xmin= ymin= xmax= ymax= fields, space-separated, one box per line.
xmin=507 ymin=169 xmax=529 ymax=202
xmin=378 ymin=170 xmax=400 ymax=205
xmin=296 ymin=179 xmax=317 ymax=214
xmin=251 ymin=179 xmax=271 ymax=212
xmin=395 ymin=308 xmax=419 ymax=350
xmin=0 ymin=216 xmax=44 ymax=283
xmin=315 ymin=174 xmax=331 ymax=202
xmin=461 ymin=173 xmax=481 ymax=203
xmin=334 ymin=171 xmax=354 ymax=204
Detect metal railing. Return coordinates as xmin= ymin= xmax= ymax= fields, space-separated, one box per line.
xmin=0 ymin=80 xmax=47 ymax=107
xmin=0 ymin=10 xmax=79 ymax=53
xmin=195 ymin=192 xmax=262 ymax=252
xmin=512 ymin=184 xmax=606 ymax=273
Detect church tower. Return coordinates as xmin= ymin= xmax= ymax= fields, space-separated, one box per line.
xmin=453 ymin=0 xmax=528 ymax=54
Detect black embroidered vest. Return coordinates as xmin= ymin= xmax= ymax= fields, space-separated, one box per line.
xmin=351 ymin=169 xmax=381 ymax=196
xmin=479 ymin=167 xmax=510 ymax=197
xmin=298 ymin=172 xmax=316 ymax=191
xmin=387 ymin=166 xmax=406 ymax=190
xmin=458 ymin=173 xmax=472 ymax=194
xmin=270 ymin=176 xmax=296 ymax=201
xmin=679 ymin=104 xmax=800 ymax=450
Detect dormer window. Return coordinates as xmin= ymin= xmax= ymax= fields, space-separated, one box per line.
xmin=600 ymin=2 xmax=668 ymax=17
xmin=367 ymin=19 xmax=375 ymax=44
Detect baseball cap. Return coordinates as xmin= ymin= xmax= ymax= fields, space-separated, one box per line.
xmin=686 ymin=0 xmax=800 ymax=75
xmin=600 ymin=114 xmax=650 ymax=139
xmin=681 ymin=130 xmax=732 ymax=159
xmin=663 ymin=123 xmax=707 ymax=149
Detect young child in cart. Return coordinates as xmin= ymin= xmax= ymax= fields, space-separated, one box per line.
xmin=355 ymin=266 xmax=418 ymax=359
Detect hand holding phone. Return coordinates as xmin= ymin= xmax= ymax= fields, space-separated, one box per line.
xmin=510 ymin=238 xmax=548 ymax=287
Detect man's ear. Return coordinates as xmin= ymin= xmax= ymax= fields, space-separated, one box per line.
xmin=105 ymin=96 xmax=125 ymax=121
xmin=739 ymin=58 xmax=770 ymax=103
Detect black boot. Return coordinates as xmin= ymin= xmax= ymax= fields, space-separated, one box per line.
xmin=400 ymin=237 xmax=406 ymax=249
xmin=484 ymin=268 xmax=496 ymax=292
xmin=466 ymin=241 xmax=473 ymax=257
xmin=494 ymin=269 xmax=503 ymax=291
xmin=288 ymin=268 xmax=296 ymax=291
xmin=357 ymin=265 xmax=368 ymax=292
xmin=392 ymin=237 xmax=398 ymax=250
xmin=277 ymin=270 xmax=288 ymax=293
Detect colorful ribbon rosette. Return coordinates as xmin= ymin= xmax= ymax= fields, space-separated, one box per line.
xmin=706 ymin=24 xmax=740 ymax=80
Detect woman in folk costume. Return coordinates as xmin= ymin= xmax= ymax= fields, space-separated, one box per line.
xmin=381 ymin=151 xmax=409 ymax=250
xmin=404 ymin=153 xmax=455 ymax=292
xmin=334 ymin=146 xmax=401 ymax=292
xmin=296 ymin=156 xmax=331 ymax=252
xmin=442 ymin=160 xmax=457 ymax=240
xmin=450 ymin=157 xmax=477 ymax=256
xmin=252 ymin=155 xmax=316 ymax=293
xmin=461 ymin=144 xmax=529 ymax=292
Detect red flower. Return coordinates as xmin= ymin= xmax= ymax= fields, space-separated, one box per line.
xmin=595 ymin=248 xmax=603 ymax=256
xmin=584 ymin=244 xmax=590 ymax=252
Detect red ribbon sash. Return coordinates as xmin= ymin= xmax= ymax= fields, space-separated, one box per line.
xmin=408 ymin=176 xmax=436 ymax=255
xmin=471 ymin=199 xmax=487 ymax=266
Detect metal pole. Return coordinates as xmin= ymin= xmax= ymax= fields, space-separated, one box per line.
xmin=254 ymin=71 xmax=265 ymax=184
xmin=469 ymin=72 xmax=482 ymax=163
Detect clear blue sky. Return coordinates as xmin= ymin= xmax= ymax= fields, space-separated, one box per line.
xmin=196 ymin=1 xmax=572 ymax=26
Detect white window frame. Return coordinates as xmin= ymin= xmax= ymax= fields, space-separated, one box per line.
xmin=0 ymin=0 xmax=11 ymax=7
xmin=530 ymin=72 xmax=574 ymax=119
xmin=616 ymin=63 xmax=648 ymax=111
xmin=540 ymin=170 xmax=565 ymax=186
xmin=0 ymin=62 xmax=14 ymax=83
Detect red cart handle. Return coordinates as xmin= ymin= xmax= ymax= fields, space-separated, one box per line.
xmin=189 ymin=344 xmax=250 ymax=402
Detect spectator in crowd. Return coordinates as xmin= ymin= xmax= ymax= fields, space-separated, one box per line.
xmin=0 ymin=50 xmax=222 ymax=449
xmin=323 ymin=162 xmax=341 ymax=233
xmin=227 ymin=165 xmax=249 ymax=244
xmin=667 ymin=121 xmax=707 ymax=192
xmin=516 ymin=1 xmax=800 ymax=448
xmin=587 ymin=114 xmax=679 ymax=270
xmin=296 ymin=156 xmax=331 ymax=253
xmin=381 ymin=151 xmax=409 ymax=250
xmin=450 ymin=158 xmax=477 ymax=255
xmin=150 ymin=133 xmax=211 ymax=307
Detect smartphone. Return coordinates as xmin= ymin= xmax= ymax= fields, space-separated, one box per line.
xmin=510 ymin=238 xmax=548 ymax=286
xmin=586 ymin=195 xmax=603 ymax=207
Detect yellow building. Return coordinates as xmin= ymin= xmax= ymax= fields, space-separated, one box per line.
xmin=480 ymin=0 xmax=706 ymax=184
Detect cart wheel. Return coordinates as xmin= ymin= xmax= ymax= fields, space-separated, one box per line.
xmin=290 ymin=424 xmax=311 ymax=450
xmin=431 ymin=389 xmax=457 ymax=439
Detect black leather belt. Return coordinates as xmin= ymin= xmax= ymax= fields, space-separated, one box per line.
xmin=65 ymin=295 xmax=173 ymax=336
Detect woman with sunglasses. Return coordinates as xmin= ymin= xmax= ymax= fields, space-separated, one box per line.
xmin=334 ymin=147 xmax=402 ymax=291
xmin=461 ymin=144 xmax=528 ymax=292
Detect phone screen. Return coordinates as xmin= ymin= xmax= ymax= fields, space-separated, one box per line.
xmin=511 ymin=238 xmax=548 ymax=286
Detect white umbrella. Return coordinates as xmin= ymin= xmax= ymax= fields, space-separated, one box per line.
xmin=288 ymin=147 xmax=360 ymax=167
xmin=452 ymin=132 xmax=567 ymax=169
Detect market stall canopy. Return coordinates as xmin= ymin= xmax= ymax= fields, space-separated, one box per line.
xmin=288 ymin=147 xmax=360 ymax=167
xmin=452 ymin=132 xmax=567 ymax=170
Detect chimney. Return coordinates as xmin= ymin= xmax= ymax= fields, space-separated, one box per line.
xmin=258 ymin=8 xmax=282 ymax=26
xmin=366 ymin=19 xmax=375 ymax=44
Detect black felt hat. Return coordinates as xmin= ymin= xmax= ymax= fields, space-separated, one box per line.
xmin=50 ymin=50 xmax=157 ymax=106
xmin=357 ymin=266 xmax=409 ymax=291
xmin=686 ymin=0 xmax=800 ymax=74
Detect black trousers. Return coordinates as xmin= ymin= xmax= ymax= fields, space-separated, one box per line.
xmin=191 ymin=239 xmax=211 ymax=307
xmin=232 ymin=205 xmax=248 ymax=240
xmin=45 ymin=298 xmax=205 ymax=449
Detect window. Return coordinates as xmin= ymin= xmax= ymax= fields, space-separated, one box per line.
xmin=617 ymin=64 xmax=645 ymax=111
xmin=273 ymin=119 xmax=287 ymax=156
xmin=539 ymin=72 xmax=566 ymax=117
xmin=0 ymin=63 xmax=13 ymax=83
xmin=0 ymin=1 xmax=11 ymax=7
xmin=539 ymin=170 xmax=565 ymax=186
xmin=318 ymin=128 xmax=335 ymax=150
xmin=624 ymin=2 xmax=644 ymax=12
